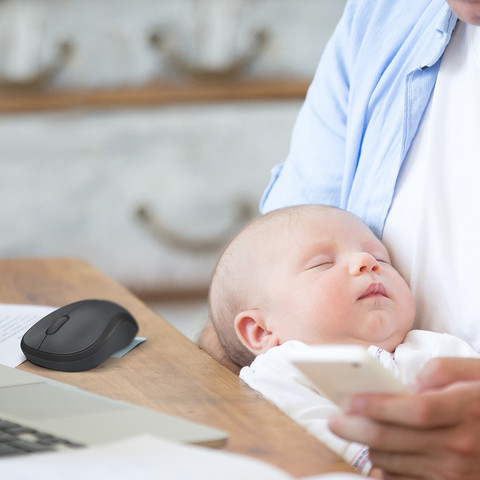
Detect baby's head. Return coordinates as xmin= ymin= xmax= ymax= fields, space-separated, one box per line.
xmin=209 ymin=205 xmax=415 ymax=367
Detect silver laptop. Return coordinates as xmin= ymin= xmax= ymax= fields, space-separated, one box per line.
xmin=0 ymin=364 xmax=227 ymax=456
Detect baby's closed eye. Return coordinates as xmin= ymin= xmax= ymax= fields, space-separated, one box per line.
xmin=304 ymin=257 xmax=334 ymax=270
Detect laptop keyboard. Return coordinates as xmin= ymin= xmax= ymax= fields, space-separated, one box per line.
xmin=0 ymin=418 xmax=84 ymax=456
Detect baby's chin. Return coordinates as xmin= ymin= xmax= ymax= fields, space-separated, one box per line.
xmin=361 ymin=314 xmax=411 ymax=352
xmin=368 ymin=330 xmax=410 ymax=353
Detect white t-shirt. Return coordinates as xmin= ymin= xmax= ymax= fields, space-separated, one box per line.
xmin=240 ymin=333 xmax=479 ymax=475
xmin=382 ymin=22 xmax=480 ymax=350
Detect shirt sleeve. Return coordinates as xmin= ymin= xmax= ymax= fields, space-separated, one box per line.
xmin=260 ymin=0 xmax=358 ymax=214
xmin=239 ymin=341 xmax=372 ymax=475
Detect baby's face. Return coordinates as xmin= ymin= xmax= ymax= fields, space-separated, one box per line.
xmin=262 ymin=208 xmax=415 ymax=351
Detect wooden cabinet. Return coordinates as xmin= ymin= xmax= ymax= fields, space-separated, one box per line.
xmin=0 ymin=0 xmax=346 ymax=299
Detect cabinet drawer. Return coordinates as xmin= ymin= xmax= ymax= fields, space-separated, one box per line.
xmin=0 ymin=100 xmax=301 ymax=295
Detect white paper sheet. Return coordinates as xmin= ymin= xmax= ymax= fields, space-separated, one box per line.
xmin=0 ymin=434 xmax=362 ymax=480
xmin=0 ymin=303 xmax=55 ymax=367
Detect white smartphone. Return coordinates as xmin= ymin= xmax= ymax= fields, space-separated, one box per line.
xmin=289 ymin=344 xmax=409 ymax=410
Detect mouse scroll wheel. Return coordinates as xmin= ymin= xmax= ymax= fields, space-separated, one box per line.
xmin=45 ymin=315 xmax=69 ymax=335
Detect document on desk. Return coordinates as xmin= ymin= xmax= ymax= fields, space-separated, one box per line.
xmin=0 ymin=303 xmax=146 ymax=367
xmin=0 ymin=303 xmax=54 ymax=367
xmin=0 ymin=434 xmax=362 ymax=480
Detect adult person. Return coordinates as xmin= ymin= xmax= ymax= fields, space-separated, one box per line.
xmin=257 ymin=0 xmax=480 ymax=478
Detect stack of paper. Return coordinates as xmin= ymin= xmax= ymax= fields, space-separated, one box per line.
xmin=0 ymin=434 xmax=361 ymax=480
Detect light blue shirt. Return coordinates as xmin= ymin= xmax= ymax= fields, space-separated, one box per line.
xmin=260 ymin=0 xmax=458 ymax=237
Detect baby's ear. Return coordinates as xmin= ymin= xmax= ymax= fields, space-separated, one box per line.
xmin=234 ymin=310 xmax=279 ymax=355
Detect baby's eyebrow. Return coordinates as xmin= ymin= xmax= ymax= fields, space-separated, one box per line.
xmin=299 ymin=240 xmax=332 ymax=254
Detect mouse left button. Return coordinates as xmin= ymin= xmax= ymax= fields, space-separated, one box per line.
xmin=45 ymin=315 xmax=69 ymax=335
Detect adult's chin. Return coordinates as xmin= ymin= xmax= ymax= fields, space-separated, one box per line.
xmin=447 ymin=0 xmax=480 ymax=25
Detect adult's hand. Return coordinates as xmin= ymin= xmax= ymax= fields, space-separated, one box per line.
xmin=328 ymin=357 xmax=480 ymax=479
xmin=197 ymin=320 xmax=241 ymax=374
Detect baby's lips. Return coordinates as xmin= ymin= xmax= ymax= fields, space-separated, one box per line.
xmin=358 ymin=282 xmax=387 ymax=299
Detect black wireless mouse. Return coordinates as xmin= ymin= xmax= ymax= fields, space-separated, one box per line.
xmin=20 ymin=299 xmax=139 ymax=372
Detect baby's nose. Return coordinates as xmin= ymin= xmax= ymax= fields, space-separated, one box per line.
xmin=349 ymin=252 xmax=380 ymax=276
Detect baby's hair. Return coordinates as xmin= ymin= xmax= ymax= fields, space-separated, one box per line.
xmin=208 ymin=240 xmax=252 ymax=366
xmin=209 ymin=204 xmax=338 ymax=367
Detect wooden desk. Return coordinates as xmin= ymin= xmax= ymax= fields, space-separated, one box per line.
xmin=0 ymin=258 xmax=353 ymax=478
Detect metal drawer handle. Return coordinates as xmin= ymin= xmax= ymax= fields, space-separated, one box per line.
xmin=0 ymin=40 xmax=73 ymax=92
xmin=134 ymin=201 xmax=255 ymax=254
xmin=148 ymin=28 xmax=269 ymax=81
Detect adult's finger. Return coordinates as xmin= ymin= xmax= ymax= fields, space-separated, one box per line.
xmin=347 ymin=381 xmax=480 ymax=428
xmin=327 ymin=413 xmax=443 ymax=453
xmin=371 ymin=447 xmax=480 ymax=480
xmin=415 ymin=358 xmax=480 ymax=391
